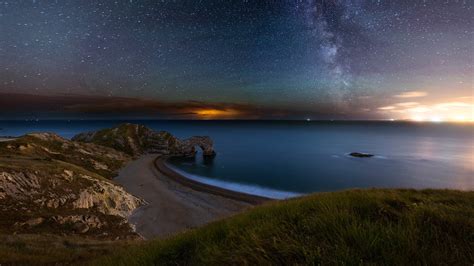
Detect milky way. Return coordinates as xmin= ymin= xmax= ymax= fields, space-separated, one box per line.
xmin=0 ymin=0 xmax=472 ymax=119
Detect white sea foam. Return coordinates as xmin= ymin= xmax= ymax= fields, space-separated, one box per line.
xmin=167 ymin=164 xmax=301 ymax=200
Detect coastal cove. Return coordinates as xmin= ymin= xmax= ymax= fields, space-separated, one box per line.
xmin=0 ymin=123 xmax=272 ymax=263
xmin=0 ymin=123 xmax=266 ymax=243
xmin=3 ymin=1 xmax=473 ymax=263
xmin=0 ymin=122 xmax=473 ymax=265
xmin=114 ymin=154 xmax=267 ymax=239
xmin=2 ymin=120 xmax=473 ymax=196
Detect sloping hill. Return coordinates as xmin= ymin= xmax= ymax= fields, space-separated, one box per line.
xmin=97 ymin=189 xmax=474 ymax=265
xmin=3 ymin=132 xmax=130 ymax=178
xmin=0 ymin=133 xmax=142 ymax=240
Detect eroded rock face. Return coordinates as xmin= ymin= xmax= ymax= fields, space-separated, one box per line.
xmin=0 ymin=124 xmax=216 ymax=240
xmin=179 ymin=136 xmax=216 ymax=157
xmin=0 ymin=171 xmax=41 ymax=200
xmin=0 ymin=169 xmax=142 ymax=218
xmin=0 ymin=134 xmax=142 ymax=239
xmin=73 ymin=123 xmax=216 ymax=158
xmin=73 ymin=174 xmax=143 ymax=218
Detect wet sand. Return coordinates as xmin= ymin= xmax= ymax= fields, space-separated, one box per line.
xmin=155 ymin=157 xmax=270 ymax=204
xmin=115 ymin=155 xmax=270 ymax=239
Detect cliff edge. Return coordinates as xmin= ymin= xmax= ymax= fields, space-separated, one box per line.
xmin=72 ymin=123 xmax=216 ymax=158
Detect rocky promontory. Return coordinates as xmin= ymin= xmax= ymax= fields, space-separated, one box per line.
xmin=0 ymin=132 xmax=143 ymax=239
xmin=72 ymin=123 xmax=216 ymax=158
xmin=0 ymin=124 xmax=216 ymax=241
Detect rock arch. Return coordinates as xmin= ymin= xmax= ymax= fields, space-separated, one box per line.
xmin=180 ymin=136 xmax=216 ymax=158
xmin=73 ymin=123 xmax=216 ymax=158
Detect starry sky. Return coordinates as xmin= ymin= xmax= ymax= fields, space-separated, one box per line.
xmin=0 ymin=0 xmax=473 ymax=120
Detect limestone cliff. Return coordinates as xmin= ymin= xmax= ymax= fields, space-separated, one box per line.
xmin=0 ymin=124 xmax=216 ymax=240
xmin=73 ymin=123 xmax=216 ymax=158
xmin=0 ymin=133 xmax=143 ymax=239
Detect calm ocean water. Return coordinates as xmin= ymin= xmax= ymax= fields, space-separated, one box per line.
xmin=1 ymin=120 xmax=473 ymax=198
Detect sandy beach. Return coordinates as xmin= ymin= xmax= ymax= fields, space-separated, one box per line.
xmin=115 ymin=155 xmax=270 ymax=239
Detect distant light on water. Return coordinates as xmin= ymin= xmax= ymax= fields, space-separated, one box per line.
xmin=453 ymin=115 xmax=466 ymax=122
xmin=411 ymin=115 xmax=425 ymax=122
xmin=410 ymin=115 xmax=444 ymax=123
xmin=430 ymin=116 xmax=443 ymax=123
xmin=379 ymin=95 xmax=474 ymax=123
xmin=410 ymin=114 xmax=474 ymax=123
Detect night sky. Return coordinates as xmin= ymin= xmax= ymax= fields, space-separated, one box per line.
xmin=1 ymin=0 xmax=472 ymax=120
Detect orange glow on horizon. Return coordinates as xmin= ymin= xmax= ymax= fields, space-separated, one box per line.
xmin=195 ymin=108 xmax=240 ymax=119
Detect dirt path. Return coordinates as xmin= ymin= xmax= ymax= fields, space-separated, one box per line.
xmin=114 ymin=155 xmax=254 ymax=239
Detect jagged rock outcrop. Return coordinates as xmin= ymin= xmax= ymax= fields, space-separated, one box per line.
xmin=0 ymin=124 xmax=215 ymax=240
xmin=72 ymin=124 xmax=158 ymax=156
xmin=72 ymin=174 xmax=143 ymax=218
xmin=180 ymin=136 xmax=216 ymax=157
xmin=73 ymin=123 xmax=216 ymax=158
xmin=0 ymin=171 xmax=41 ymax=200
xmin=0 ymin=133 xmax=143 ymax=239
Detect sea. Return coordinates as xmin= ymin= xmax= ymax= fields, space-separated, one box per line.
xmin=1 ymin=120 xmax=473 ymax=199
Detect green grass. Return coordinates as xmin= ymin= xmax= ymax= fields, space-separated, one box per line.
xmin=72 ymin=123 xmax=151 ymax=156
xmin=96 ymin=189 xmax=474 ymax=265
xmin=0 ymin=234 xmax=134 ymax=265
xmin=0 ymin=134 xmax=130 ymax=178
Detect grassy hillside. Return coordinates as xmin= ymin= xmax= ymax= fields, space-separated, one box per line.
xmin=97 ymin=189 xmax=474 ymax=265
xmin=1 ymin=133 xmax=131 ymax=178
xmin=0 ymin=234 xmax=133 ymax=265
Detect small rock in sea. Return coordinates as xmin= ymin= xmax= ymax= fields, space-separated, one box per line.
xmin=349 ymin=152 xmax=374 ymax=158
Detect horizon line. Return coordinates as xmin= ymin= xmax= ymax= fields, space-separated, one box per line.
xmin=0 ymin=118 xmax=472 ymax=123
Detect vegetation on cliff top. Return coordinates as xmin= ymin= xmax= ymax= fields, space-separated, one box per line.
xmin=0 ymin=133 xmax=142 ymax=241
xmin=72 ymin=123 xmax=180 ymax=157
xmin=1 ymin=133 xmax=130 ymax=178
xmin=97 ymin=189 xmax=474 ymax=265
xmin=72 ymin=123 xmax=215 ymax=158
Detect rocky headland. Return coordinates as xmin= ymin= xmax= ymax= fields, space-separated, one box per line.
xmin=72 ymin=123 xmax=216 ymax=158
xmin=0 ymin=123 xmax=217 ymax=241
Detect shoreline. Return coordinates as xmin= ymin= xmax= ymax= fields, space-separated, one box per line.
xmin=154 ymin=156 xmax=272 ymax=205
xmin=114 ymin=155 xmax=268 ymax=239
